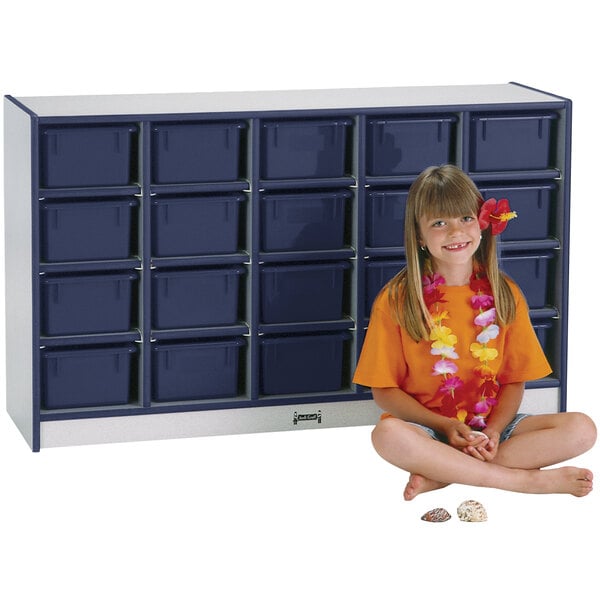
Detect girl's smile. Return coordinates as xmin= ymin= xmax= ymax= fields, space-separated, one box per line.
xmin=442 ymin=241 xmax=471 ymax=251
xmin=418 ymin=214 xmax=481 ymax=281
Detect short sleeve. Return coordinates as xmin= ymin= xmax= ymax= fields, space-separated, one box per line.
xmin=497 ymin=281 xmax=552 ymax=384
xmin=352 ymin=293 xmax=409 ymax=389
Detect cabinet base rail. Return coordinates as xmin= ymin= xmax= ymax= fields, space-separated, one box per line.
xmin=37 ymin=388 xmax=560 ymax=449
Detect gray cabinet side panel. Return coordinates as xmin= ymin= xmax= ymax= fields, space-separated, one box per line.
xmin=4 ymin=98 xmax=33 ymax=448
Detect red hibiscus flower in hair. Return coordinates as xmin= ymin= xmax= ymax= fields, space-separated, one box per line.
xmin=478 ymin=198 xmax=517 ymax=235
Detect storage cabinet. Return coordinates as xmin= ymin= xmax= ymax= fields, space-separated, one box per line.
xmin=4 ymin=83 xmax=571 ymax=450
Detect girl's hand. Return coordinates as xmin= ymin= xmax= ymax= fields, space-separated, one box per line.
xmin=463 ymin=428 xmax=501 ymax=461
xmin=442 ymin=421 xmax=487 ymax=450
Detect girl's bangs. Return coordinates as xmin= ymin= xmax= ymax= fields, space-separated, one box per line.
xmin=417 ymin=185 xmax=480 ymax=221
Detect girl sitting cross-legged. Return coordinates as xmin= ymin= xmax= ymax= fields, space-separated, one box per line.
xmin=353 ymin=165 xmax=596 ymax=499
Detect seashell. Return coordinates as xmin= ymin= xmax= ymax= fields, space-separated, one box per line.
xmin=457 ymin=499 xmax=488 ymax=522
xmin=421 ymin=507 xmax=451 ymax=522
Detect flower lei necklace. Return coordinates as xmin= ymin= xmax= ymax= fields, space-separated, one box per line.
xmin=423 ymin=269 xmax=499 ymax=429
xmin=421 ymin=195 xmax=517 ymax=429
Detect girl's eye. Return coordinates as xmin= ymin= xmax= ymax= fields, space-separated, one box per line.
xmin=462 ymin=215 xmax=475 ymax=223
xmin=432 ymin=220 xmax=445 ymax=227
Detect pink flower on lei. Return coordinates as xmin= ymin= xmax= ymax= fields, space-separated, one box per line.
xmin=474 ymin=308 xmax=496 ymax=327
xmin=423 ymin=273 xmax=445 ymax=295
xmin=432 ymin=359 xmax=458 ymax=376
xmin=468 ymin=415 xmax=487 ymax=429
xmin=474 ymin=397 xmax=498 ymax=414
xmin=439 ymin=376 xmax=463 ymax=395
xmin=471 ymin=294 xmax=494 ymax=310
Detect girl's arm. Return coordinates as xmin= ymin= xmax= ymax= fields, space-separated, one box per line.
xmin=372 ymin=387 xmax=481 ymax=448
xmin=484 ymin=381 xmax=525 ymax=437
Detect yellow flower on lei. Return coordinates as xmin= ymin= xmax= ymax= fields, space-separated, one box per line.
xmin=431 ymin=310 xmax=449 ymax=324
xmin=430 ymin=325 xmax=458 ymax=349
xmin=470 ymin=342 xmax=498 ymax=362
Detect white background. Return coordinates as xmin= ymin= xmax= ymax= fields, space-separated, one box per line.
xmin=1 ymin=1 xmax=598 ymax=598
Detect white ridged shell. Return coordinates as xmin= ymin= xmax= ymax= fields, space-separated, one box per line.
xmin=457 ymin=500 xmax=487 ymax=522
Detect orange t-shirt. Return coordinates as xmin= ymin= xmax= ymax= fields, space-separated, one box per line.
xmin=353 ymin=279 xmax=552 ymax=414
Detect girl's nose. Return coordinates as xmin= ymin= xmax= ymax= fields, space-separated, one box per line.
xmin=447 ymin=220 xmax=462 ymax=235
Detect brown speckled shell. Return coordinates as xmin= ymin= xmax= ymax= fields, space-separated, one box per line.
xmin=457 ymin=500 xmax=488 ymax=522
xmin=421 ymin=508 xmax=452 ymax=522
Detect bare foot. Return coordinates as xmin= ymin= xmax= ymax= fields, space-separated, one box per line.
xmin=532 ymin=467 xmax=593 ymax=497
xmin=403 ymin=473 xmax=449 ymax=501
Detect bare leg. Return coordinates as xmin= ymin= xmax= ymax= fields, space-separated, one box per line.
xmin=372 ymin=416 xmax=595 ymax=498
xmin=493 ymin=412 xmax=597 ymax=469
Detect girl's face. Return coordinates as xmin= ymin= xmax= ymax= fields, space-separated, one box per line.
xmin=418 ymin=212 xmax=481 ymax=275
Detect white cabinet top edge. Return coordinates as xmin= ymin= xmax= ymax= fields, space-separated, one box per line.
xmin=9 ymin=83 xmax=565 ymax=118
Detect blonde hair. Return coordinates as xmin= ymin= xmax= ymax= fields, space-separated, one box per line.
xmin=385 ymin=165 xmax=516 ymax=341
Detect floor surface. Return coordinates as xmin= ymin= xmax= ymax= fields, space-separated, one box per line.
xmin=1 ymin=401 xmax=597 ymax=600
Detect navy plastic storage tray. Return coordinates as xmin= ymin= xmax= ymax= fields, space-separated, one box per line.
xmin=152 ymin=194 xmax=244 ymax=257
xmin=260 ymin=261 xmax=349 ymax=323
xmin=366 ymin=189 xmax=409 ymax=248
xmin=41 ymin=272 xmax=137 ymax=336
xmin=152 ymin=338 xmax=244 ymax=402
xmin=41 ymin=198 xmax=137 ymax=262
xmin=366 ymin=259 xmax=406 ymax=316
xmin=151 ymin=122 xmax=246 ymax=184
xmin=261 ymin=119 xmax=351 ymax=179
xmin=261 ymin=190 xmax=350 ymax=252
xmin=366 ymin=115 xmax=456 ymax=176
xmin=470 ymin=112 xmax=557 ymax=172
xmin=152 ymin=266 xmax=245 ymax=329
xmin=479 ymin=183 xmax=554 ymax=241
xmin=532 ymin=320 xmax=553 ymax=354
xmin=260 ymin=331 xmax=350 ymax=395
xmin=41 ymin=125 xmax=137 ymax=188
xmin=501 ymin=253 xmax=553 ymax=308
xmin=41 ymin=344 xmax=136 ymax=409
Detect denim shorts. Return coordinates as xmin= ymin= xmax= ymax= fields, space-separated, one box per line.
xmin=409 ymin=413 xmax=530 ymax=444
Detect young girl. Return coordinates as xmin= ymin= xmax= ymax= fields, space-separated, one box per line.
xmin=354 ymin=165 xmax=596 ymax=498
